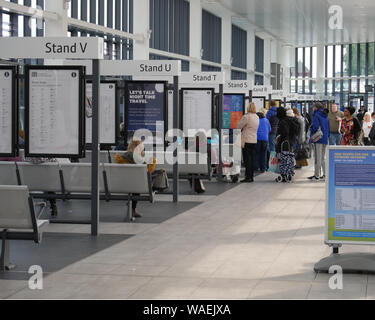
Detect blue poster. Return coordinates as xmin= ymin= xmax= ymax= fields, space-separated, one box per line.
xmin=126 ymin=82 xmax=165 ymax=132
xmin=327 ymin=147 xmax=375 ymax=243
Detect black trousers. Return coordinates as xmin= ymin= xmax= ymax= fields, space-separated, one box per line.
xmin=242 ymin=143 xmax=256 ymax=180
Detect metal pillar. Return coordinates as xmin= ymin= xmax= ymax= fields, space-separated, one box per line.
xmin=173 ymin=75 xmax=179 ymax=203
xmin=91 ymin=59 xmax=100 ymax=236
xmin=218 ymin=84 xmax=224 ymax=181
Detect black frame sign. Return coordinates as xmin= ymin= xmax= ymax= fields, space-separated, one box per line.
xmin=252 ymin=96 xmax=266 ymax=112
xmin=125 ymin=80 xmax=168 ymax=135
xmin=85 ymin=81 xmax=120 ymax=147
xmin=223 ymin=93 xmax=245 ymax=129
xmin=0 ymin=66 xmax=18 ymax=157
xmin=25 ymin=65 xmax=86 ymax=158
xmin=181 ymin=88 xmax=215 ymax=136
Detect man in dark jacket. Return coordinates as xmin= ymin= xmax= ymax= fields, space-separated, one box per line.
xmin=276 ymin=108 xmax=300 ymax=153
xmin=266 ymin=100 xmax=279 ymax=152
xmin=308 ymin=102 xmax=330 ymax=181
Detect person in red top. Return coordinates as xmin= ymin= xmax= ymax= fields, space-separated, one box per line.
xmin=340 ymin=107 xmax=361 ymax=145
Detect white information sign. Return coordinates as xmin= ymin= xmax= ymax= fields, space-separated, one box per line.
xmin=0 ymin=68 xmax=13 ymax=155
xmin=0 ymin=37 xmax=104 ymax=59
xmin=180 ymin=72 xmax=225 ymax=85
xmin=85 ymin=82 xmax=117 ymax=145
xmin=27 ymin=68 xmax=83 ymax=156
xmin=224 ymin=80 xmax=253 ymax=91
xmin=182 ymin=89 xmax=213 ymax=135
xmin=252 ymin=85 xmax=272 ymax=97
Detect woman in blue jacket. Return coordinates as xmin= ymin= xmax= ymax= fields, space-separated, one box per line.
xmin=308 ymin=103 xmax=330 ymax=181
xmin=255 ymin=110 xmax=271 ymax=172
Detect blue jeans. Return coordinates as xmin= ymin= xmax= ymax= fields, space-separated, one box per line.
xmin=329 ymin=132 xmax=342 ymax=145
xmin=254 ymin=140 xmax=269 ymax=172
xmin=269 ymin=134 xmax=276 ymax=152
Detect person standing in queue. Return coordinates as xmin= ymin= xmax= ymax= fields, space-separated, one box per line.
xmin=308 ymin=102 xmax=330 ymax=181
xmin=362 ymin=112 xmax=373 ymax=146
xmin=328 ymin=103 xmax=344 ymax=145
xmin=340 ymin=106 xmax=361 ymax=145
xmin=237 ymin=102 xmax=259 ymax=183
xmin=266 ymin=100 xmax=279 ymax=153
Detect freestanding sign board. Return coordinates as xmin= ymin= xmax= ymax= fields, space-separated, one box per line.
xmin=0 ymin=66 xmax=18 ymax=157
xmin=326 ymin=146 xmax=375 ymax=245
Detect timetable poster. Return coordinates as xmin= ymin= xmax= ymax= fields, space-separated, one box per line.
xmin=0 ymin=68 xmax=14 ymax=155
xmin=86 ymin=82 xmax=117 ymax=145
xmin=327 ymin=148 xmax=375 ymax=244
xmin=182 ymin=89 xmax=213 ymax=136
xmin=223 ymin=94 xmax=244 ymax=129
xmin=252 ymin=97 xmax=265 ymax=112
xmin=26 ymin=67 xmax=83 ymax=157
xmin=126 ymin=81 xmax=166 ymax=132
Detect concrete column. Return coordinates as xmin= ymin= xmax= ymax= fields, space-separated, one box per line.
xmin=189 ymin=0 xmax=202 ymax=72
xmin=133 ymin=0 xmax=149 ymax=60
xmin=44 ymin=0 xmax=68 ymax=37
xmin=221 ymin=13 xmax=232 ymax=80
xmin=316 ymin=44 xmax=325 ymax=94
xmin=44 ymin=0 xmax=69 ymax=65
xmin=246 ymin=27 xmax=255 ymax=82
xmin=263 ymin=38 xmax=271 ymax=86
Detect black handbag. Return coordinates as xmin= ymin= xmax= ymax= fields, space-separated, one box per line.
xmin=295 ymin=145 xmax=309 ymax=161
xmin=194 ymin=178 xmax=206 ymax=194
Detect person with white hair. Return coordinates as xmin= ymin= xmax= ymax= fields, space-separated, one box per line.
xmin=362 ymin=112 xmax=373 ymax=145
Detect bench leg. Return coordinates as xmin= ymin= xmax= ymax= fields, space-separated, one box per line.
xmin=0 ymin=238 xmax=16 ymax=271
xmin=126 ymin=195 xmax=134 ymax=222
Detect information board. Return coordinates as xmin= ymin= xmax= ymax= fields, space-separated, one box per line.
xmin=181 ymin=88 xmax=214 ymax=136
xmin=25 ymin=66 xmax=85 ymax=158
xmin=86 ymin=82 xmax=118 ymax=145
xmin=326 ymin=146 xmax=375 ymax=245
xmin=223 ymin=94 xmax=245 ymax=129
xmin=252 ymin=97 xmax=265 ymax=112
xmin=0 ymin=66 xmax=17 ymax=157
xmin=125 ymin=81 xmax=167 ymax=132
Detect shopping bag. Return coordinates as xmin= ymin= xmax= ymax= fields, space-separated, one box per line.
xmin=268 ymin=151 xmax=280 ymax=174
xmin=152 ymin=170 xmax=169 ymax=191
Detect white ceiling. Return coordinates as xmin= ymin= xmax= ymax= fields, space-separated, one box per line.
xmin=205 ymin=0 xmax=375 ymax=46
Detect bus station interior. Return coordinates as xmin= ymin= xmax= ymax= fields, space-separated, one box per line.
xmin=1 ymin=0 xmax=375 ymax=300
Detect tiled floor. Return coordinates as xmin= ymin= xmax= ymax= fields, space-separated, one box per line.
xmin=2 ymin=166 xmax=375 ymax=299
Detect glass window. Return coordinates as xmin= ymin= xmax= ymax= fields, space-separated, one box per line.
xmin=312 ymin=47 xmax=317 ymax=78
xmin=351 ymin=79 xmax=358 ymax=92
xmin=335 ymin=45 xmax=342 ymax=77
xmin=311 ymin=80 xmax=316 ymax=93
xmin=298 ymin=80 xmax=303 ymax=93
xmin=369 ymin=43 xmax=375 ymax=75
xmin=327 ymin=46 xmax=334 ymax=78
xmin=360 ymin=78 xmax=366 ymax=93
xmin=327 ymin=80 xmax=333 ymax=94
xmin=290 ymin=81 xmax=296 ymax=93
xmin=351 ymin=45 xmax=358 ymax=76
xmin=297 ymin=48 xmax=303 ymax=78
xmin=343 ymin=45 xmax=350 ymax=76
xmin=290 ymin=67 xmax=296 ymax=78
xmin=305 ymin=48 xmax=311 ymax=78
xmin=360 ymin=43 xmax=366 ymax=76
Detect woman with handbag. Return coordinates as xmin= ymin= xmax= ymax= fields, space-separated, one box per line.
xmin=340 ymin=106 xmax=361 ymax=146
xmin=237 ymin=102 xmax=259 ymax=183
xmin=308 ymin=103 xmax=330 ymax=181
